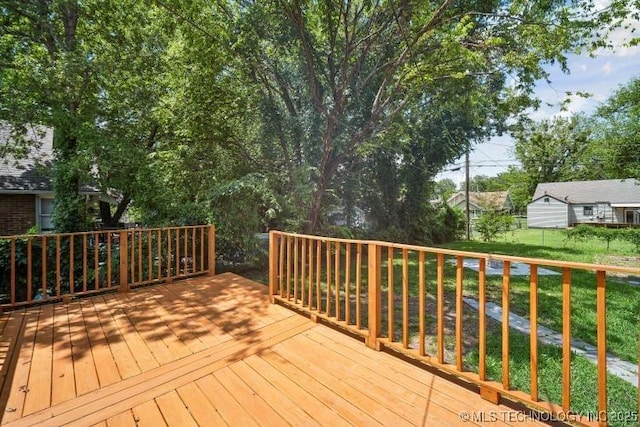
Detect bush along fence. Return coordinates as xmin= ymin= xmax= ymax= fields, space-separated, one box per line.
xmin=0 ymin=225 xmax=215 ymax=308
xmin=268 ymin=230 xmax=640 ymax=427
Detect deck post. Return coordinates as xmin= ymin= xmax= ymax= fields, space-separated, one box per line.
xmin=208 ymin=225 xmax=216 ymax=276
xmin=268 ymin=230 xmax=278 ymax=303
xmin=366 ymin=242 xmax=382 ymax=350
xmin=119 ymin=230 xmax=129 ymax=293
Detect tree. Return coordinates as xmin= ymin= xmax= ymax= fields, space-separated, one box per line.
xmin=435 ymin=179 xmax=458 ymax=201
xmin=593 ymin=77 xmax=640 ymax=180
xmin=0 ymin=1 xmax=175 ymax=231
xmin=225 ymin=0 xmax=629 ymax=233
xmin=512 ymin=115 xmax=594 ymax=196
xmin=492 ymin=167 xmax=531 ymax=215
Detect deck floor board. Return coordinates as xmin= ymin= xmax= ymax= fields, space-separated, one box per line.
xmin=0 ymin=273 xmax=548 ymax=427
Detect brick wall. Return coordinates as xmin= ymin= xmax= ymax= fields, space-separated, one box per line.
xmin=0 ymin=194 xmax=37 ymax=235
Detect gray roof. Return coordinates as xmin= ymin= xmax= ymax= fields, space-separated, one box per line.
xmin=0 ymin=124 xmax=100 ymax=195
xmin=0 ymin=124 xmax=54 ymax=193
xmin=532 ymin=179 xmax=640 ymax=204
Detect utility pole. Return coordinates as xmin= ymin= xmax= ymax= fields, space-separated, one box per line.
xmin=465 ymin=143 xmax=471 ymax=240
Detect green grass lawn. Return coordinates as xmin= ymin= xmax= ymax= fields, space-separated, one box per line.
xmin=449 ymin=227 xmax=638 ymax=264
xmin=437 ymin=227 xmax=640 ymax=363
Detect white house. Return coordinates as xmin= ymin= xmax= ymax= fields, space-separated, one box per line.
xmin=527 ymin=179 xmax=640 ymax=228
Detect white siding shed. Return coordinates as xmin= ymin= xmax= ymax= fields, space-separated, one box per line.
xmin=527 ymin=195 xmax=569 ymax=228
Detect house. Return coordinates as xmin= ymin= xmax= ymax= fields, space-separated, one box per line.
xmin=327 ymin=205 xmax=369 ymax=228
xmin=526 ymin=179 xmax=640 ymax=228
xmin=0 ymin=124 xmax=102 ymax=235
xmin=446 ymin=190 xmax=514 ymax=219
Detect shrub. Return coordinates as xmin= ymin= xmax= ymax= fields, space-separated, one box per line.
xmin=475 ymin=211 xmax=514 ymax=242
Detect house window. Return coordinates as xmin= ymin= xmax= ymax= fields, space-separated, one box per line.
xmin=583 ymin=206 xmax=593 ymax=216
xmin=543 ymin=197 xmax=550 ymax=203
xmin=38 ymin=197 xmax=54 ymax=231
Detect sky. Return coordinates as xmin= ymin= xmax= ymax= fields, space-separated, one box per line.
xmin=437 ymin=16 xmax=640 ymax=187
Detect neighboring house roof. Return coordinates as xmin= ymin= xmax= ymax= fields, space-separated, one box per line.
xmin=532 ymin=179 xmax=640 ymax=205
xmin=0 ymin=123 xmax=100 ymax=195
xmin=0 ymin=124 xmax=54 ymax=193
xmin=447 ymin=191 xmax=512 ymax=210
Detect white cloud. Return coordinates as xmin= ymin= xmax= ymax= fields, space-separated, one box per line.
xmin=602 ymin=62 xmax=613 ymax=75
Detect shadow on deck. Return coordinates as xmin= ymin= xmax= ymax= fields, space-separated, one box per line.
xmin=0 ymin=273 xmax=549 ymax=426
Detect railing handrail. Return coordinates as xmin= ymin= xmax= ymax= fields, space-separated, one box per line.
xmin=270 ymin=230 xmax=640 ymax=275
xmin=0 ymin=224 xmax=208 ymax=240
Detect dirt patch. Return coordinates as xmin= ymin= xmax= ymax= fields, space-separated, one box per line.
xmin=382 ymin=290 xmax=501 ymax=368
xmin=594 ymin=254 xmax=640 ymax=270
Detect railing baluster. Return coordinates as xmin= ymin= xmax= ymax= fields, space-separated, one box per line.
xmin=138 ymin=230 xmax=143 ymax=280
xmin=191 ymin=228 xmax=196 ymax=274
xmin=345 ymin=243 xmax=351 ymax=325
xmin=278 ymin=234 xmax=285 ymax=297
xmin=402 ymin=248 xmax=409 ymax=349
xmin=366 ymin=242 xmax=381 ymax=350
xmin=530 ymin=264 xmax=539 ymax=401
xmin=437 ymin=253 xmax=444 ymax=364
xmin=562 ymin=267 xmax=572 ymax=412
xmin=326 ymin=240 xmax=331 ymax=316
xmin=42 ymin=235 xmax=47 ymax=298
xmin=69 ymin=235 xmax=74 ymax=295
xmin=286 ymin=235 xmax=292 ymax=299
xmin=268 ymin=231 xmax=278 ymax=301
xmin=596 ymin=270 xmax=607 ymax=427
xmin=356 ymin=243 xmax=362 ymax=330
xmin=335 ymin=241 xmax=340 ymax=321
xmin=502 ymin=260 xmax=511 ymax=390
xmin=94 ymin=233 xmax=99 ymax=290
xmin=479 ymin=257 xmax=487 ymax=381
xmin=148 ymin=230 xmax=153 ymax=280
xmin=107 ymin=232 xmax=112 ymax=287
xmin=82 ymin=234 xmax=87 ymax=292
xmin=56 ymin=235 xmax=61 ymax=297
xmin=27 ymin=238 xmax=32 ymax=302
xmin=308 ymin=238 xmax=313 ymax=309
xmin=181 ymin=228 xmax=189 ymax=275
xmin=387 ymin=247 xmax=394 ymax=342
xmin=301 ymin=238 xmax=306 ymax=307
xmin=157 ymin=229 xmax=162 ymax=280
xmin=456 ymin=255 xmax=464 ymax=370
xmin=419 ymin=251 xmax=425 ymax=356
xmin=198 ymin=227 xmax=203 ymax=274
xmin=175 ymin=228 xmax=180 ymax=277
xmin=167 ymin=228 xmax=172 ymax=279
xmin=315 ymin=240 xmax=321 ymax=312
xmin=119 ymin=230 xmax=129 ymax=293
xmin=294 ymin=237 xmax=299 ymax=303
xmin=130 ymin=231 xmax=136 ymax=283
xmin=10 ymin=238 xmax=16 ymax=306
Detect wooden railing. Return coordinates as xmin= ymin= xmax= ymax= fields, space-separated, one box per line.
xmin=0 ymin=225 xmax=215 ymax=308
xmin=268 ymin=230 xmax=640 ymax=427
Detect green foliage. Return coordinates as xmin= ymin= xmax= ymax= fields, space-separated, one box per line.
xmin=430 ymin=204 xmax=466 ymax=244
xmin=620 ymin=228 xmax=640 ymax=253
xmin=593 ymin=77 xmax=640 ymax=180
xmin=513 ymin=115 xmax=595 ymax=197
xmin=434 ymin=179 xmax=458 ymax=201
xmin=475 ymin=211 xmax=515 ymax=242
xmin=564 ymin=225 xmax=640 ymax=252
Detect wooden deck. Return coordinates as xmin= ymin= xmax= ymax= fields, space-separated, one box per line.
xmin=0 ymin=273 xmax=548 ymax=426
